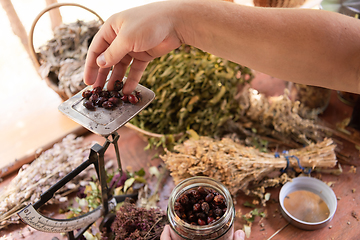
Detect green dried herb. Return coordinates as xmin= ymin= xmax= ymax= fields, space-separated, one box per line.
xmin=130 ymin=45 xmax=253 ymax=145
xmin=242 ymin=208 xmax=266 ymax=223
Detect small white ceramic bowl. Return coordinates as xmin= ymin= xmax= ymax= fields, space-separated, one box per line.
xmin=279 ymin=176 xmax=337 ymax=230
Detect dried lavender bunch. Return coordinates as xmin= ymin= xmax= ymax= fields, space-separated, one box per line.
xmin=110 ymin=198 xmax=167 ymax=240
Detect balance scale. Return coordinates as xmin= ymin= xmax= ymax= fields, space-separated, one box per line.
xmin=17 ymin=82 xmax=155 ymax=239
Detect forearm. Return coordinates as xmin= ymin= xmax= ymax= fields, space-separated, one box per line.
xmin=174 ymin=0 xmax=360 ymax=93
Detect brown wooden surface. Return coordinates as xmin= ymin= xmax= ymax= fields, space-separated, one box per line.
xmin=1 ymin=74 xmax=359 ymax=239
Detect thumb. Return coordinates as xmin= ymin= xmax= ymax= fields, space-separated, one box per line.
xmin=234 ymin=230 xmax=246 ymax=240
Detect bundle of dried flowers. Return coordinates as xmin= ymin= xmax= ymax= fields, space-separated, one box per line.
xmin=161 ymin=136 xmax=337 ymax=197
xmin=0 ymin=134 xmax=95 ymax=229
xmin=37 ymin=20 xmax=102 ymax=98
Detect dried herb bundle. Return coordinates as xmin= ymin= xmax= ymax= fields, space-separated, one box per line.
xmin=0 ymin=134 xmax=94 ymax=229
xmin=288 ymin=83 xmax=332 ymax=116
xmin=225 ymin=87 xmax=333 ymax=148
xmin=161 ymin=136 xmax=337 ymax=197
xmin=130 ymin=45 xmax=253 ymax=138
xmin=110 ymin=198 xmax=167 ymax=240
xmin=38 ymin=20 xmax=102 ymax=98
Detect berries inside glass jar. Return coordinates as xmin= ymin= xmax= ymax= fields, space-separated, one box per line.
xmin=174 ymin=186 xmax=227 ymax=226
xmin=82 ymin=80 xmax=141 ymax=110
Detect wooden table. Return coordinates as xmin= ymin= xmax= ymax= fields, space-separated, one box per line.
xmin=1 ymin=74 xmax=359 ymax=240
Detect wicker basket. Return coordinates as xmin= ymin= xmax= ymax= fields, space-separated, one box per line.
xmin=28 ymin=3 xmax=104 ymax=101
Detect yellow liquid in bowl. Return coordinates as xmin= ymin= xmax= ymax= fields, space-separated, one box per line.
xmin=283 ymin=190 xmax=330 ymax=223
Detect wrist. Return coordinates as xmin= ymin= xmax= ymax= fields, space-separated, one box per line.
xmin=171 ymin=0 xmax=211 ymax=47
xmin=170 ymin=0 xmax=242 ymax=54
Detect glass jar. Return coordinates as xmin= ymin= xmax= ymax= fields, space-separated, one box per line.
xmin=167 ymin=176 xmax=235 ymax=240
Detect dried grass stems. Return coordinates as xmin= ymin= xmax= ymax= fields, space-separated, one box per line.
xmin=161 ymin=136 xmax=337 ymax=198
xmin=0 ymin=134 xmax=95 ymax=229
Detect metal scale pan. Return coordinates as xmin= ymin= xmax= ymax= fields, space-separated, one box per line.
xmin=58 ymin=81 xmax=155 ymax=136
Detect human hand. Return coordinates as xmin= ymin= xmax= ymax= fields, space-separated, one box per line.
xmin=160 ymin=225 xmax=246 ymax=240
xmin=84 ymin=1 xmax=182 ymax=94
xmin=233 ymin=230 xmax=246 ymax=240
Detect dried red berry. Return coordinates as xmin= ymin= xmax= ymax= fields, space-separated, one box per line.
xmin=174 ymin=202 xmax=183 ymax=211
xmin=102 ymin=101 xmax=114 ymax=109
xmin=198 ymin=219 xmax=206 ymax=226
xmin=128 ymin=94 xmax=139 ymax=104
xmin=179 ymin=195 xmax=189 ymax=205
xmin=108 ymin=97 xmax=119 ymax=106
xmin=100 ymin=90 xmax=110 ymax=98
xmin=97 ymin=96 xmax=107 ymax=107
xmin=135 ymin=91 xmax=142 ymax=99
xmin=92 ymin=86 xmax=102 ymax=95
xmin=190 ymin=190 xmax=201 ymax=199
xmin=207 ymin=216 xmax=215 ymax=224
xmin=214 ymin=208 xmax=223 ymax=217
xmin=110 ymin=90 xmax=121 ymax=98
xmin=83 ymin=100 xmax=95 ymax=110
xmin=121 ymin=95 xmax=129 ymax=102
xmin=82 ymin=89 xmax=92 ymax=99
xmin=197 ymin=186 xmax=208 ymax=195
xmin=213 ymin=195 xmax=225 ymax=205
xmin=89 ymin=93 xmax=99 ymax=103
xmin=193 ymin=203 xmax=201 ymax=212
xmin=201 ymin=202 xmax=210 ymax=214
xmin=205 ymin=193 xmax=214 ymax=202
xmin=208 ymin=209 xmax=214 ymax=217
xmin=114 ymin=80 xmax=124 ymax=91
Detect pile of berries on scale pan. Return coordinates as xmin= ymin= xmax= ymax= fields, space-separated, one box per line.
xmin=82 ymin=80 xmax=141 ymax=110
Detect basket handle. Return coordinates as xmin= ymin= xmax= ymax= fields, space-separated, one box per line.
xmin=28 ymin=2 xmax=105 ymax=69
